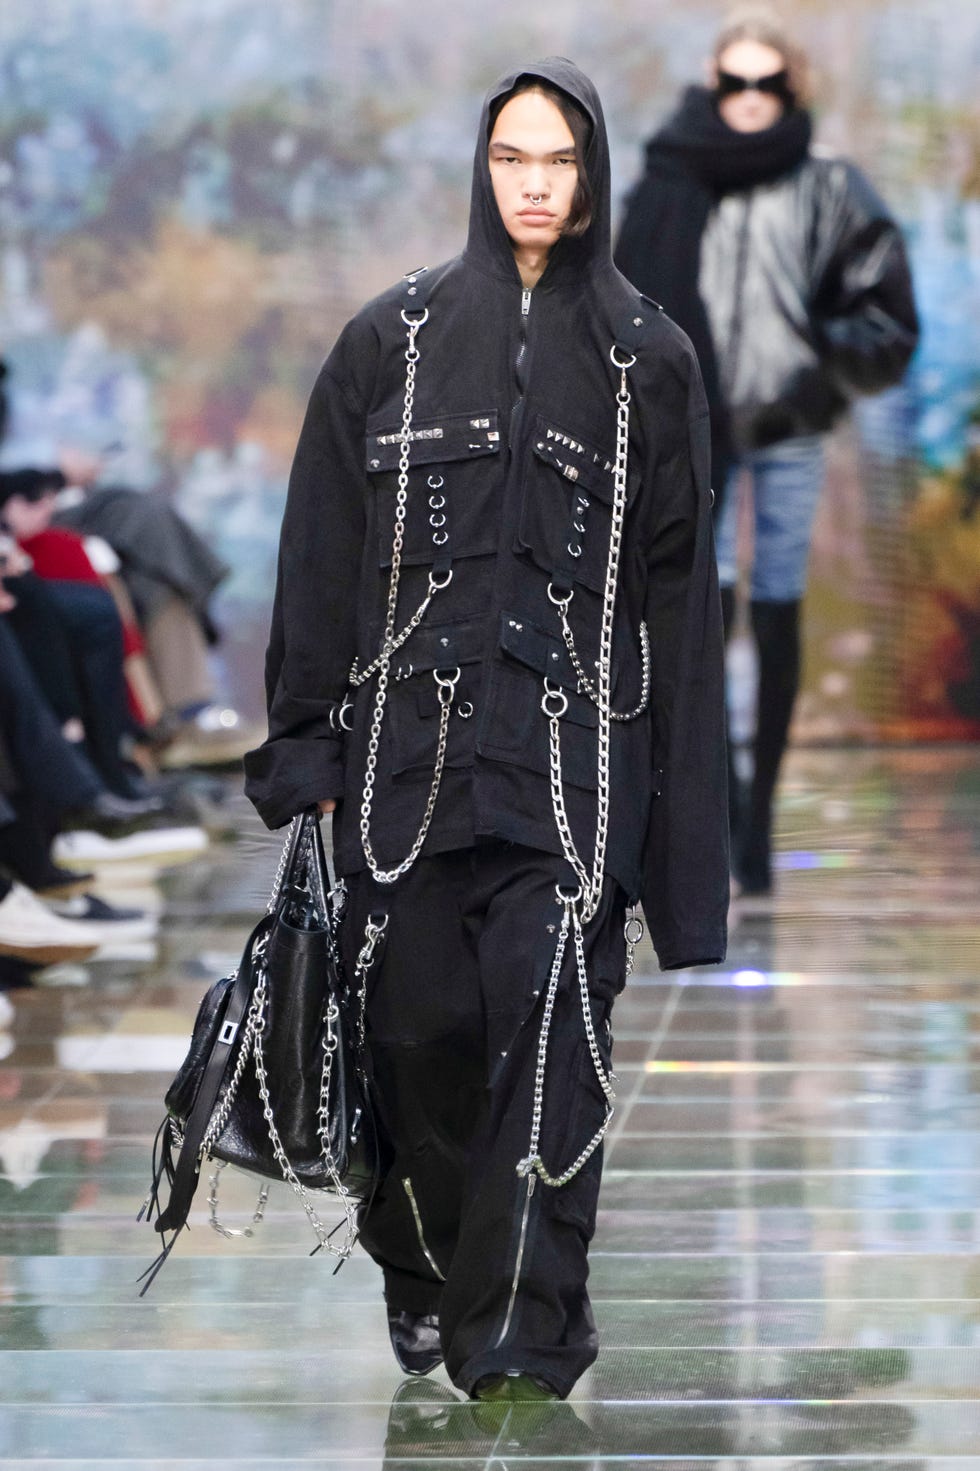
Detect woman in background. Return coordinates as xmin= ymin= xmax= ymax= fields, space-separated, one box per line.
xmin=616 ymin=4 xmax=918 ymax=894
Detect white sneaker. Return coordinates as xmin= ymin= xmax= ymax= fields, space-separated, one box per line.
xmin=48 ymin=894 xmax=159 ymax=944
xmin=52 ymin=825 xmax=209 ymax=867
xmin=0 ymin=884 xmax=100 ymax=964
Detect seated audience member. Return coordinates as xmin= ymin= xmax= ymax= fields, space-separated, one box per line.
xmin=1 ymin=471 xmax=163 ymax=796
xmin=54 ymin=449 xmax=248 ymax=758
xmin=0 ymin=616 xmax=206 ymax=906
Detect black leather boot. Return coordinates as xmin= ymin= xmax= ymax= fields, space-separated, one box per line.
xmin=737 ymin=599 xmax=801 ymax=895
xmin=386 ymin=1308 xmax=443 ymax=1376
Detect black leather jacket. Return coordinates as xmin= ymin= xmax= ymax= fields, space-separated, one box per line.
xmin=244 ymin=59 xmax=729 ymax=971
xmin=700 ymin=152 xmax=918 ymax=450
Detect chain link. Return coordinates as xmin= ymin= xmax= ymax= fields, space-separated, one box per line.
xmin=553 ymin=596 xmax=651 ymax=722
xmin=353 ymin=912 xmax=389 ymax=1053
xmin=357 ymin=311 xmax=461 ymax=885
xmin=517 ymin=892 xmax=616 ymax=1189
xmin=543 ymin=350 xmax=635 ymax=926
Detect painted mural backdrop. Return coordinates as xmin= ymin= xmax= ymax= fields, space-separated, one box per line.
xmin=1 ymin=0 xmax=978 ymax=738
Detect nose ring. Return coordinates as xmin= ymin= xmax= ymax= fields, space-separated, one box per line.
xmin=529 ymin=195 xmax=543 ymax=206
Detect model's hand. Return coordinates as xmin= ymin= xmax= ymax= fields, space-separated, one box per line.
xmin=318 ymin=800 xmax=337 ymax=815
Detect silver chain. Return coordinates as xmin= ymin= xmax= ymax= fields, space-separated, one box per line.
xmin=358 ymin=307 xmax=462 ymax=885
xmin=208 ymin=1160 xmax=269 ymax=1239
xmin=250 ymin=969 xmax=359 ymax=1260
xmin=542 ymin=348 xmax=635 ymax=926
xmin=551 ymin=591 xmax=650 ymax=722
xmin=517 ymin=890 xmax=616 ymax=1188
xmin=201 ymin=931 xmax=359 ymax=1259
xmin=353 ymin=912 xmax=389 ymax=1053
xmin=348 ymin=572 xmax=450 ymax=688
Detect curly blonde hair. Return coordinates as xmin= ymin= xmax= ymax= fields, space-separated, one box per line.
xmin=713 ymin=5 xmax=813 ymax=106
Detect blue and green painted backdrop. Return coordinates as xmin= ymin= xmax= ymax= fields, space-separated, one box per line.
xmin=1 ymin=0 xmax=978 ymax=738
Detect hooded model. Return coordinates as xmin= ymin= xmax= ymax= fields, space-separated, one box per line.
xmin=245 ymin=59 xmax=728 ymax=1401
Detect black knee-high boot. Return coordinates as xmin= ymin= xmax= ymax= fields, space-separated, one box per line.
xmin=737 ymin=599 xmax=801 ymax=894
xmin=719 ymin=587 xmax=741 ymax=851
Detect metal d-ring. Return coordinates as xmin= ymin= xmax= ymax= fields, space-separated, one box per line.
xmin=457 ymin=701 xmax=474 ymax=719
xmin=556 ymin=882 xmax=582 ymax=904
xmin=541 ymin=678 xmax=568 ymax=720
xmin=428 ymin=568 xmax=453 ymax=593
xmin=548 ymin=582 xmax=572 ymax=608
xmin=402 ymin=306 xmax=430 ymax=328
xmin=567 ymin=542 xmax=582 ymax=558
xmin=625 ymin=915 xmax=644 ymax=945
xmin=338 ymin=695 xmax=354 ymax=731
xmin=434 ymin=666 xmax=461 ymax=705
xmin=427 ymin=474 xmax=444 ymax=490
xmin=609 ymin=345 xmax=637 ymax=369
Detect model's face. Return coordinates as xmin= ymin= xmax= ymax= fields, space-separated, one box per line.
xmin=488 ymin=90 xmax=578 ymax=257
xmin=713 ymin=40 xmax=789 ymax=133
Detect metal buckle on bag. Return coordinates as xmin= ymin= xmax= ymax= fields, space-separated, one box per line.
xmin=218 ymin=1020 xmax=239 ymax=1047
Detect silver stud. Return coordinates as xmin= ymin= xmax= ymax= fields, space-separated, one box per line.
xmin=633 ymin=316 xmax=643 ymax=326
xmin=408 ymin=286 xmax=417 ymax=295
xmin=370 ymin=458 xmax=380 ymax=468
xmin=440 ymin=636 xmax=449 ymax=647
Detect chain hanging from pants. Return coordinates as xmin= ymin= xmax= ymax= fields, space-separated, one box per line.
xmin=357 ymin=307 xmax=461 ymax=885
xmin=520 ymin=346 xmax=644 ymax=1194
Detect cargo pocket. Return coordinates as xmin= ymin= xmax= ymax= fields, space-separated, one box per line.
xmin=545 ymin=1003 xmax=614 ymax=1238
xmin=516 ymin=413 xmax=637 ymax=595
xmin=366 ymin=409 xmax=501 ymax=569
xmin=477 ymin=611 xmax=621 ymax=792
xmin=386 ymin=615 xmax=485 ymax=781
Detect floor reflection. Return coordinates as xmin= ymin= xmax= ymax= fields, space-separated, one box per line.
xmin=2 ymin=749 xmax=980 ymax=1464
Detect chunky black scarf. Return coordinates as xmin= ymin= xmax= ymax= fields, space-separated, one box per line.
xmin=614 ymin=87 xmax=812 ymax=493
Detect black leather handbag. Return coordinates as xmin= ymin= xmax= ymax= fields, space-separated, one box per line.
xmin=138 ymin=810 xmax=380 ymax=1292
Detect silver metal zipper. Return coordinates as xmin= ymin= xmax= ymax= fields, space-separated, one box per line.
xmin=521 ymin=287 xmax=532 ymax=317
xmin=402 ymin=1176 xmax=446 ymax=1281
xmin=493 ymin=1173 xmax=536 ymax=1348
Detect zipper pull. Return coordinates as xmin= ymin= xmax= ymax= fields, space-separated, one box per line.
xmin=521 ymin=288 xmax=532 ymax=317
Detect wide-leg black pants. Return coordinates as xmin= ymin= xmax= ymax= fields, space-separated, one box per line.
xmin=340 ymin=842 xmax=628 ymax=1398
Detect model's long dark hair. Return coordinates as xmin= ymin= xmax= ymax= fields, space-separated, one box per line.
xmin=488 ymin=78 xmax=594 ymax=238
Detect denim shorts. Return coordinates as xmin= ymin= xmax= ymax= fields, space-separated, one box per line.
xmin=714 ymin=435 xmax=825 ymax=602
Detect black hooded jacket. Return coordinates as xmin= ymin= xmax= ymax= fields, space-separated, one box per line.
xmin=243 ymin=59 xmax=729 ymax=971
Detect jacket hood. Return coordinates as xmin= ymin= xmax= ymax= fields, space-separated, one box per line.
xmin=464 ymin=57 xmax=612 ymax=288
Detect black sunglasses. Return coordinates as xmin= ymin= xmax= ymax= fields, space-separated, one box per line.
xmin=716 ymin=67 xmax=794 ymax=102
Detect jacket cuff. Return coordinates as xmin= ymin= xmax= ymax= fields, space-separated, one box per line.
xmin=243 ymin=735 xmax=345 ymax=830
xmin=651 ymin=929 xmax=727 ymax=973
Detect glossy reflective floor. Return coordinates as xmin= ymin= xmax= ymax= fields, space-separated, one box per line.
xmin=2 ymin=747 xmax=980 ymax=1468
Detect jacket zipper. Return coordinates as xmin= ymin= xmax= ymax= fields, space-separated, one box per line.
xmin=515 ymin=287 xmax=532 ymax=389
xmin=402 ymin=1176 xmax=446 ymax=1282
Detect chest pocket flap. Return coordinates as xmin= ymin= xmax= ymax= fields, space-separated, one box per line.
xmin=366 ymin=410 xmax=502 ymax=570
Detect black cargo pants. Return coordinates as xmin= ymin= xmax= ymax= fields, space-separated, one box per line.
xmin=340 ymin=841 xmax=628 ymax=1398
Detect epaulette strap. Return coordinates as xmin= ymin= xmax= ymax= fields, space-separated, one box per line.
xmin=400 ymin=266 xmax=431 ymax=317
